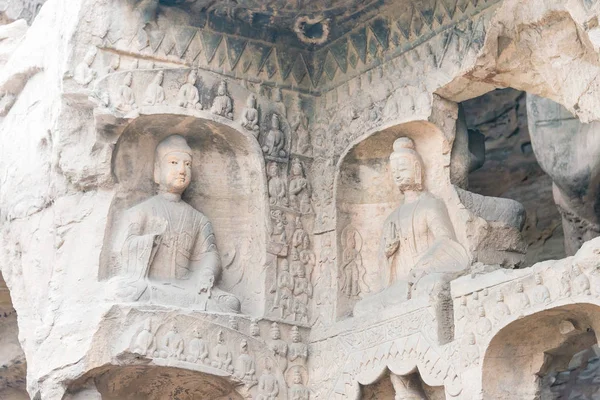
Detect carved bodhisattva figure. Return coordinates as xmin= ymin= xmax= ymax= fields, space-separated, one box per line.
xmin=211 ymin=80 xmax=233 ymax=119
xmin=143 ymin=70 xmax=166 ymax=106
xmin=241 ymin=94 xmax=260 ymax=134
xmin=177 ymin=70 xmax=202 ymax=110
xmin=113 ymin=135 xmax=241 ymax=313
xmin=115 ymin=72 xmax=137 ymax=113
xmin=263 ymin=114 xmax=286 ymax=158
xmin=354 ymin=137 xmax=468 ymax=316
xmin=74 ymin=47 xmax=97 ymax=86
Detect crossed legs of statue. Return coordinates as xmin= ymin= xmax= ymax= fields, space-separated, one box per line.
xmin=390 ymin=373 xmax=427 ymax=400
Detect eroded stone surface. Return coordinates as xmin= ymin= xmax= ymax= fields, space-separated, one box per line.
xmin=3 ymin=0 xmax=600 ymax=399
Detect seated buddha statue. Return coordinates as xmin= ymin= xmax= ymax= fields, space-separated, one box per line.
xmin=354 ymin=137 xmax=469 ymax=316
xmin=110 ymin=134 xmax=241 ymax=313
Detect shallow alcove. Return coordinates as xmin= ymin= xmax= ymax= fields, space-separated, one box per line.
xmin=99 ymin=113 xmax=268 ymax=315
xmin=459 ymin=89 xmax=566 ymax=267
xmin=361 ymin=370 xmax=445 ymax=400
xmin=482 ymin=303 xmax=600 ymax=399
xmin=64 ymin=365 xmax=244 ymax=400
xmin=334 ymin=121 xmax=462 ymax=318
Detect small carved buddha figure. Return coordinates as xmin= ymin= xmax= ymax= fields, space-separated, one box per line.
xmin=289 ymin=369 xmax=310 ymax=400
xmin=514 ymin=282 xmax=530 ymax=312
xmin=461 ymin=332 xmax=479 ymax=368
xmin=186 ymin=327 xmax=209 ymax=364
xmin=267 ymin=162 xmax=288 ymax=207
xmin=268 ymin=322 xmax=288 ymax=371
xmin=272 ymin=259 xmax=293 ymax=319
xmin=289 ymin=158 xmax=312 ymax=214
xmin=158 ymin=325 xmax=184 ymax=360
xmin=256 ymin=363 xmax=279 ymax=400
xmin=115 ymin=72 xmax=137 ymax=113
xmin=177 ymin=69 xmax=202 ymax=109
xmin=250 ymin=320 xmax=260 ymax=337
xmin=211 ymin=80 xmax=233 ymax=119
xmin=299 ymin=236 xmax=315 ymax=283
xmin=115 ymin=135 xmax=241 ymax=313
xmin=143 ymin=70 xmax=166 ymax=106
xmin=288 ymin=326 xmax=308 ymax=363
xmin=293 ymin=263 xmax=312 ymax=323
xmin=270 ymin=209 xmax=287 ymax=244
xmin=132 ymin=319 xmax=155 ymax=356
xmin=74 ymin=47 xmax=97 ymax=86
xmin=104 ymin=55 xmax=120 ymax=75
xmin=290 ymin=95 xmax=311 ymax=156
xmin=211 ymin=330 xmax=233 ymax=373
xmin=316 ymin=235 xmax=334 ymax=288
xmin=354 ymin=137 xmax=468 ymax=316
xmin=531 ymin=273 xmax=551 ymax=305
xmin=493 ymin=292 xmax=510 ymax=323
xmin=262 ymin=114 xmax=286 ymax=158
xmin=233 ymin=340 xmax=257 ymax=385
xmin=572 ymin=264 xmax=591 ymax=295
xmin=341 ymin=232 xmax=363 ymax=299
xmin=292 ymin=217 xmax=308 ymax=250
xmin=475 ymin=306 xmax=492 ymax=337
xmin=241 ymin=94 xmax=259 ymax=134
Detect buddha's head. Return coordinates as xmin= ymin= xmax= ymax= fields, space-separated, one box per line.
xmin=154 ymin=70 xmax=164 ymax=85
xmin=218 ymin=80 xmax=227 ymax=96
xmin=187 ymin=69 xmax=197 ymax=85
xmin=270 ymin=322 xmax=281 ymax=340
xmin=84 ymin=47 xmax=97 ymax=66
xmin=123 ymin=72 xmax=133 ymax=87
xmin=267 ymin=161 xmax=279 ymax=178
xmin=240 ymin=339 xmax=248 ymax=353
xmin=154 ymin=135 xmax=192 ymax=195
xmin=291 ymin=326 xmax=301 ymax=343
xmin=271 ymin=114 xmax=280 ymax=129
xmin=280 ymin=259 xmax=289 ymax=272
xmin=291 ymin=158 xmax=304 ymax=177
xmin=293 ymin=369 xmax=303 ymax=384
xmin=247 ymin=94 xmax=256 ymax=108
xmin=390 ymin=137 xmax=423 ymax=192
xmin=250 ymin=320 xmax=260 ymax=336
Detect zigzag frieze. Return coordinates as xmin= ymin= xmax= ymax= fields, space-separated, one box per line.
xmin=103 ymin=0 xmax=501 ymax=94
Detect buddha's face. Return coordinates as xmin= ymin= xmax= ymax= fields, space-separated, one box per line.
xmin=188 ymin=71 xmax=197 ymax=84
xmin=157 ymin=151 xmax=192 ymax=194
xmin=218 ymin=82 xmax=226 ymax=95
xmin=292 ymin=162 xmax=302 ymax=176
xmin=391 ymin=157 xmax=419 ymax=191
xmin=271 ymin=116 xmax=279 ymax=129
xmin=293 ymin=371 xmax=302 ymax=384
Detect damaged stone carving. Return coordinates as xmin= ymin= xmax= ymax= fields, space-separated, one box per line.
xmin=354 ymin=137 xmax=469 ymax=315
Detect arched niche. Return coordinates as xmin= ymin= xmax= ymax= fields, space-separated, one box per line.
xmin=64 ymin=365 xmax=244 ymax=400
xmin=99 ymin=113 xmax=268 ymax=315
xmin=334 ymin=120 xmax=470 ymax=318
xmin=482 ymin=303 xmax=600 ymax=399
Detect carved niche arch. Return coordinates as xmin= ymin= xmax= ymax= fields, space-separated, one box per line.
xmin=92 ymin=68 xmax=296 ymax=316
xmin=333 ymin=120 xmax=471 ymax=318
xmin=99 ymin=112 xmax=268 ymax=315
xmin=482 ymin=303 xmax=600 ymax=399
